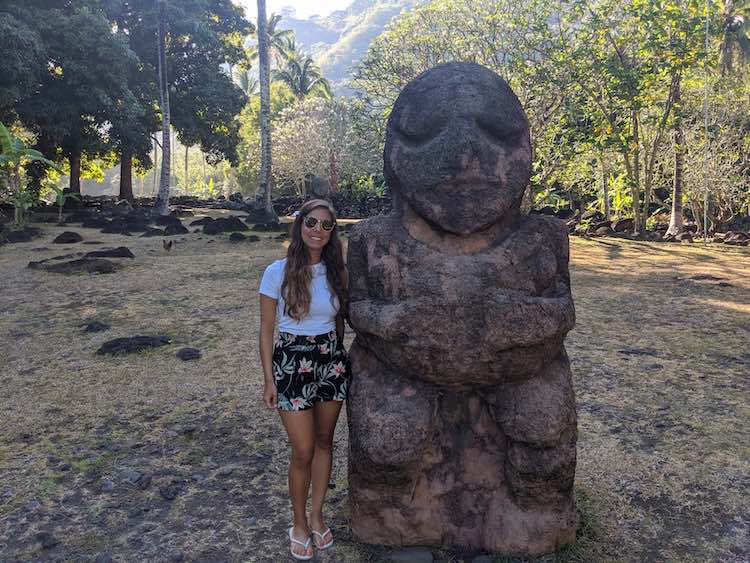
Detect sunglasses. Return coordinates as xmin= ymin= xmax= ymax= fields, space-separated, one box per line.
xmin=303 ymin=215 xmax=335 ymax=232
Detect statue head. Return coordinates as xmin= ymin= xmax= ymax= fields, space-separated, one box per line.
xmin=384 ymin=62 xmax=532 ymax=235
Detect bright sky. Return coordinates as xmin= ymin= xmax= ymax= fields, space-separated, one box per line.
xmin=235 ymin=0 xmax=354 ymax=20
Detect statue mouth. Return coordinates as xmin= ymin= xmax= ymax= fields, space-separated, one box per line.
xmin=436 ymin=175 xmax=501 ymax=189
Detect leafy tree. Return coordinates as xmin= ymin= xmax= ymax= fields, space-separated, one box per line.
xmin=8 ymin=3 xmax=140 ymax=196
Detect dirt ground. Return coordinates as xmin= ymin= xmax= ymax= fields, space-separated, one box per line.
xmin=0 ymin=212 xmax=748 ymax=562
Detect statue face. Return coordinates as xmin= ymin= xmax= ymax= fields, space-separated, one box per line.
xmin=385 ymin=63 xmax=532 ymax=235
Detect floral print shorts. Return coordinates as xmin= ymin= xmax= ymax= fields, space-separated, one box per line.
xmin=272 ymin=331 xmax=351 ymax=412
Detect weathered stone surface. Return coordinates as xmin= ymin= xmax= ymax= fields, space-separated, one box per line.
xmin=203 ymin=216 xmax=249 ymax=234
xmin=155 ymin=215 xmax=183 ymax=228
xmin=164 ymin=222 xmax=189 ymax=236
xmin=4 ymin=226 xmax=41 ymax=243
xmin=189 ymin=217 xmax=214 ymax=227
xmin=347 ymin=62 xmax=577 ymax=556
xmin=28 ymin=258 xmax=119 ymax=275
xmin=84 ymin=246 xmax=135 ymax=259
xmin=244 ymin=207 xmax=277 ymax=224
xmin=228 ymin=232 xmax=247 ymax=242
xmin=96 ymin=335 xmax=171 ymax=355
xmin=52 ymin=231 xmax=83 ymax=244
xmin=141 ymin=227 xmax=165 ymax=237
xmin=83 ymin=321 xmax=110 ymax=333
xmin=611 ymin=218 xmax=634 ymax=233
xmin=176 ymin=347 xmax=201 ymax=361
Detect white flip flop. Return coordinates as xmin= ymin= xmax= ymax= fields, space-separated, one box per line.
xmin=312 ymin=527 xmax=334 ymax=550
xmin=288 ymin=527 xmax=313 ymax=561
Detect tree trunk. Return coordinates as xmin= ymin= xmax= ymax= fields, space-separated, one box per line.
xmin=69 ymin=149 xmax=81 ymax=195
xmin=152 ymin=137 xmax=158 ymax=195
xmin=155 ymin=0 xmax=171 ymax=216
xmin=120 ymin=147 xmax=134 ymax=203
xmin=329 ymin=152 xmax=339 ymax=192
xmin=256 ymin=0 xmax=277 ymax=221
xmin=600 ymin=156 xmax=610 ymax=221
xmin=630 ymin=109 xmax=642 ymax=234
xmin=667 ymin=75 xmax=684 ymax=236
xmin=184 ymin=144 xmax=189 ymax=191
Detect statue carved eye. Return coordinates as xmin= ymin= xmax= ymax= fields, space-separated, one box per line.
xmin=477 ymin=117 xmax=522 ymax=145
xmin=395 ymin=120 xmax=443 ymax=146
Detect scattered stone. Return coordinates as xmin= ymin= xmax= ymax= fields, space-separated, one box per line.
xmin=471 ymin=556 xmax=493 ymax=563
xmin=274 ymin=233 xmax=288 ymax=240
xmin=101 ymin=479 xmax=115 ymax=493
xmin=164 ymin=223 xmax=189 ymax=236
xmin=229 ymin=232 xmax=247 ymax=242
xmin=82 ymin=216 xmax=110 ymax=229
xmin=247 ymin=235 xmax=260 ymax=242
xmin=4 ymin=226 xmax=41 ymax=243
xmin=203 ymin=216 xmax=249 ymax=234
xmin=28 ymin=258 xmax=119 ymax=275
xmin=169 ymin=550 xmax=185 ymax=562
xmin=36 ymin=531 xmax=58 ymax=550
xmin=216 ymin=466 xmax=234 ymax=477
xmin=676 ymin=231 xmax=693 ymax=243
xmin=245 ymin=207 xmax=278 ymax=224
xmin=172 ymin=208 xmax=194 ymax=217
xmin=718 ymin=281 xmax=733 ymax=288
xmin=97 ymin=335 xmax=171 ymax=355
xmin=611 ymin=218 xmax=634 ymax=232
xmin=189 ymin=217 xmax=214 ymax=227
xmin=94 ymin=552 xmax=114 ymax=563
xmin=387 ymin=547 xmax=434 ymax=563
xmin=111 ymin=200 xmax=134 ymax=215
xmin=141 ymin=227 xmax=165 ymax=237
xmin=159 ymin=480 xmax=183 ymax=500
xmin=594 ymin=226 xmax=613 ymax=236
xmin=26 ymin=499 xmax=41 ymax=511
xmin=155 ymin=215 xmax=184 ymax=228
xmin=100 ymin=219 xmax=132 ymax=235
xmin=82 ymin=240 xmax=104 ymax=245
xmin=250 ymin=221 xmax=283 ymax=232
xmin=53 ymin=231 xmax=83 ymax=244
xmin=176 ymin=347 xmax=201 ymax=361
xmin=84 ymin=321 xmax=112 ymax=332
xmin=84 ymin=246 xmax=135 ymax=259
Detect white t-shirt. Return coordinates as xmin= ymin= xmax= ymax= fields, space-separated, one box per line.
xmin=259 ymin=258 xmax=340 ymax=335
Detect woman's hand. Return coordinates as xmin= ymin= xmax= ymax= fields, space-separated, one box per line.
xmin=263 ymin=382 xmax=278 ymax=409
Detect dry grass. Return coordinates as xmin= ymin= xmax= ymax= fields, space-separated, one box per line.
xmin=0 ymin=216 xmax=748 ymax=562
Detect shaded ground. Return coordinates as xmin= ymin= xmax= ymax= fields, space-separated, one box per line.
xmin=0 ymin=213 xmax=748 ymax=562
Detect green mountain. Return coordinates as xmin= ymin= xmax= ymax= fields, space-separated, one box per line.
xmin=278 ymin=0 xmax=420 ymax=94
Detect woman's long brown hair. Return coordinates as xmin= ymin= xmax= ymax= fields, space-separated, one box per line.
xmin=281 ymin=199 xmax=348 ymax=322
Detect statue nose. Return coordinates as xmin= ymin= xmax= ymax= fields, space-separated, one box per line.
xmin=442 ymin=120 xmax=484 ymax=172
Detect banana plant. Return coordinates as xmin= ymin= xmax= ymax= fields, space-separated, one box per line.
xmin=0 ymin=122 xmax=59 ymax=225
xmin=49 ymin=184 xmax=81 ymax=225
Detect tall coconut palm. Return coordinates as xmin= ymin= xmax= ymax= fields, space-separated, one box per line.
xmin=155 ymin=0 xmax=171 ymax=216
xmin=273 ymin=52 xmax=332 ymax=99
xmin=256 ymin=0 xmax=276 ymax=220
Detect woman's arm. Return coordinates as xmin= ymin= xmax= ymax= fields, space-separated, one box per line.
xmin=259 ymin=294 xmax=278 ymax=409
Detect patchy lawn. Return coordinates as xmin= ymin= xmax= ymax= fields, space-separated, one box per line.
xmin=0 ymin=215 xmax=748 ymax=562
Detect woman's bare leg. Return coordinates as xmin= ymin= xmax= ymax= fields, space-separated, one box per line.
xmin=309 ymin=400 xmax=343 ymax=546
xmin=279 ymin=410 xmax=315 ymax=558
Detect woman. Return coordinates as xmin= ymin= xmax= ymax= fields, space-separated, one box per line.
xmin=258 ymin=199 xmax=350 ymax=560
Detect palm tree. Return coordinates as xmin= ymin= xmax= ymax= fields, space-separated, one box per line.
xmin=273 ymin=52 xmax=332 ymax=99
xmin=256 ymin=0 xmax=276 ymax=220
xmin=155 ymin=0 xmax=171 ymax=216
xmin=233 ymin=67 xmax=259 ymax=97
xmin=719 ymin=0 xmax=750 ymax=76
xmin=265 ymin=13 xmax=294 ymax=65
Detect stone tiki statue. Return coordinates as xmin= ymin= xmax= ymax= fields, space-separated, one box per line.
xmin=346 ymin=62 xmax=578 ymax=556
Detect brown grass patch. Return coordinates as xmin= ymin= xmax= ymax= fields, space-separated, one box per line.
xmin=0 ymin=220 xmax=748 ymax=561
